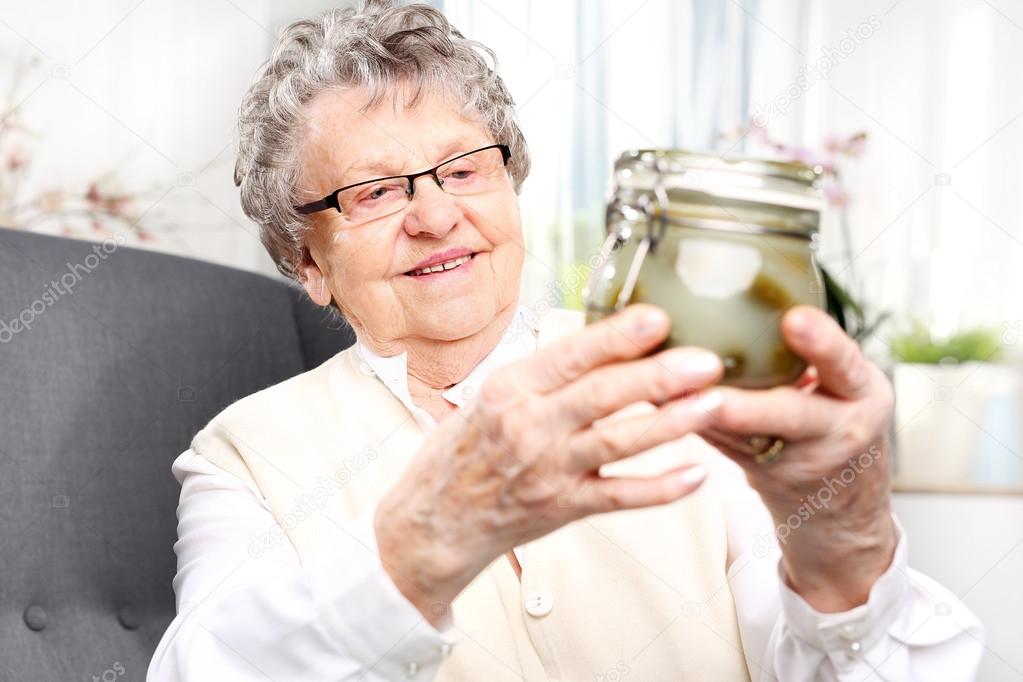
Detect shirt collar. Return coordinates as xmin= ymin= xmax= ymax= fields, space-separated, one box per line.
xmin=355 ymin=305 xmax=539 ymax=425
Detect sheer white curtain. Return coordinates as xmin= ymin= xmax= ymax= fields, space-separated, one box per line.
xmin=749 ymin=0 xmax=1023 ymax=343
xmin=443 ymin=0 xmax=1023 ymax=343
xmin=439 ymin=0 xmax=757 ymax=309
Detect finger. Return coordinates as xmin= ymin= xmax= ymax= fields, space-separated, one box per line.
xmin=551 ymin=346 xmax=723 ymax=428
xmin=519 ymin=304 xmax=670 ymax=393
xmin=700 ymin=429 xmax=763 ymax=465
xmin=576 ymin=464 xmax=708 ymax=515
xmin=699 ymin=428 xmax=752 ymax=458
xmin=700 ymin=429 xmax=809 ymax=468
xmin=701 ymin=424 xmax=804 ymax=456
xmin=566 ymin=390 xmax=723 ymax=471
xmin=793 ymin=365 xmax=819 ymax=391
xmin=782 ymin=306 xmax=873 ymax=400
xmin=705 ymin=385 xmax=840 ymax=441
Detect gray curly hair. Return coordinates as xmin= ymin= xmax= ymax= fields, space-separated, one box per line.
xmin=234 ymin=0 xmax=531 ymax=282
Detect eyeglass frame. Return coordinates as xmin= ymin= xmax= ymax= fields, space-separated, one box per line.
xmin=293 ymin=143 xmax=512 ymax=217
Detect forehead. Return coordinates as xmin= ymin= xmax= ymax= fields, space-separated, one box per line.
xmin=300 ymin=84 xmax=491 ymax=186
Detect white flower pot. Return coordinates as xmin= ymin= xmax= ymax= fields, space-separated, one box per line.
xmin=893 ymin=362 xmax=1023 ymax=492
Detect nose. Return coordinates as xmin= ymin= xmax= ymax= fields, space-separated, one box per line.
xmin=402 ymin=174 xmax=460 ymax=238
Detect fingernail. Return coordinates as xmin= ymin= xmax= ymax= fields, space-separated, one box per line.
xmin=679 ymin=465 xmax=707 ymax=487
xmin=787 ymin=309 xmax=811 ymax=339
xmin=669 ymin=351 xmax=721 ymax=375
xmin=633 ymin=307 xmax=667 ymax=339
xmin=695 ymin=389 xmax=723 ymax=413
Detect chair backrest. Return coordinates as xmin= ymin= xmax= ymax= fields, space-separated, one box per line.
xmin=0 ymin=227 xmax=353 ymax=681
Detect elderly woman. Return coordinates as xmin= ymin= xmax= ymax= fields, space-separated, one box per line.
xmin=148 ymin=2 xmax=982 ymax=681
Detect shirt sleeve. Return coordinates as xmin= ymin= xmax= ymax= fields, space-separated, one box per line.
xmin=713 ymin=456 xmax=985 ymax=681
xmin=146 ymin=448 xmax=461 ymax=682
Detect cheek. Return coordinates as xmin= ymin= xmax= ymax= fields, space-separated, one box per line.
xmin=475 ymin=194 xmax=523 ymax=249
xmin=329 ymin=228 xmax=392 ymax=286
xmin=494 ymin=204 xmax=525 ymax=267
xmin=484 ymin=219 xmax=524 ymax=297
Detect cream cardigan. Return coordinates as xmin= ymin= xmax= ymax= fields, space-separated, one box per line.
xmin=190 ymin=308 xmax=750 ymax=681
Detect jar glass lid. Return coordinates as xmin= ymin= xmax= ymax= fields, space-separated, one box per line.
xmin=614 ymin=149 xmax=825 ymax=214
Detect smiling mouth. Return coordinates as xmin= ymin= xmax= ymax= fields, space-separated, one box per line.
xmin=405 ymin=253 xmax=476 ymax=277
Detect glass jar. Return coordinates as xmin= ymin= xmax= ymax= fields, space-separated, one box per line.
xmin=583 ymin=149 xmax=826 ymax=389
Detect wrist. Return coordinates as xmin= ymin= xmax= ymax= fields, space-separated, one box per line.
xmin=780 ymin=511 xmax=898 ymax=612
xmin=373 ymin=499 xmax=473 ymax=628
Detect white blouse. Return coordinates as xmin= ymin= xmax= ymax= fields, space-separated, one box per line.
xmin=147 ymin=307 xmax=984 ymax=681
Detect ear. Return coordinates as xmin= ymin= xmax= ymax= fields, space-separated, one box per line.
xmin=298 ymin=247 xmax=333 ymax=307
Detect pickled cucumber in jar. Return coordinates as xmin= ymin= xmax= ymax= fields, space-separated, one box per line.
xmin=585 ymin=225 xmax=824 ymax=389
xmin=586 ymin=151 xmax=827 ymax=388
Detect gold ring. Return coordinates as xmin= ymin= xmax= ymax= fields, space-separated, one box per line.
xmin=749 ymin=436 xmax=785 ymax=465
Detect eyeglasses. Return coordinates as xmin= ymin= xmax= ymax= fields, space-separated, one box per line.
xmin=294 ymin=143 xmax=512 ymax=224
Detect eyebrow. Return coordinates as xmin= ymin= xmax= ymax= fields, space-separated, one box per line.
xmin=340 ymin=157 xmax=403 ymax=182
xmin=337 ymin=139 xmax=479 ymax=186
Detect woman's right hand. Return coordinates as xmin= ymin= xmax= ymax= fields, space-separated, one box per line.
xmin=374 ymin=304 xmax=724 ymax=626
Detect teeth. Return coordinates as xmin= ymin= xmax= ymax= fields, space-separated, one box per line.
xmin=410 ymin=254 xmax=471 ymax=276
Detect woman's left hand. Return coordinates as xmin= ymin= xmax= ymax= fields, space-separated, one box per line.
xmin=700 ymin=304 xmax=898 ymax=613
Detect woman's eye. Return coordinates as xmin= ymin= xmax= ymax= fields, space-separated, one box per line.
xmin=443 ymin=168 xmax=475 ymax=182
xmin=361 ymin=186 xmax=393 ymax=202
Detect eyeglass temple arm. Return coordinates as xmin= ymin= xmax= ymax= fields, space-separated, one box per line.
xmin=295 ymin=193 xmax=338 ymax=215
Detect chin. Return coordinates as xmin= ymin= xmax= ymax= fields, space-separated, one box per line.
xmin=411 ymin=295 xmax=502 ymax=341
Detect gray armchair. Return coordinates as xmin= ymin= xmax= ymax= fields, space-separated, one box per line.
xmin=0 ymin=227 xmax=354 ymax=681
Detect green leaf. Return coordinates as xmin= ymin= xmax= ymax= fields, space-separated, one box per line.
xmin=889 ymin=325 xmax=1002 ymax=364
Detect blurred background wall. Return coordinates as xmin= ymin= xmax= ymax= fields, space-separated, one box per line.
xmin=4 ymin=0 xmax=1021 ymax=332
xmin=2 ymin=1 xmax=1022 ymax=678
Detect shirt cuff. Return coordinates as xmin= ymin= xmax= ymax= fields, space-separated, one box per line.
xmin=309 ymin=503 xmax=461 ymax=680
xmin=776 ymin=514 xmax=909 ymax=669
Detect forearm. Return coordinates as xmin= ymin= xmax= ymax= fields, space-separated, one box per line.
xmin=725 ymin=485 xmax=984 ymax=681
xmin=779 ymin=501 xmax=898 ymax=612
xmin=150 ymin=450 xmax=458 ymax=681
xmin=374 ymin=484 xmax=501 ymax=629
xmin=152 ymin=506 xmax=457 ymax=681
xmin=764 ymin=438 xmax=898 ymax=612
xmin=374 ymin=502 xmax=467 ymax=630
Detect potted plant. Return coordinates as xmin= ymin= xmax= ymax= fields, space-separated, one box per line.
xmin=888 ymin=324 xmax=1023 ymax=492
